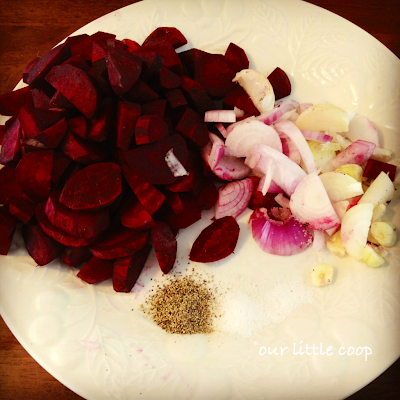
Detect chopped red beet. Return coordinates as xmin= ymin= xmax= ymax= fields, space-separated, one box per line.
xmin=88 ymin=59 xmax=114 ymax=96
xmin=23 ymin=57 xmax=40 ymax=84
xmin=0 ymin=166 xmax=21 ymax=204
xmin=87 ymin=98 xmax=115 ymax=142
xmin=0 ymin=117 xmax=21 ymax=165
xmin=181 ymin=76 xmax=216 ymax=115
xmin=34 ymin=118 xmax=68 ymax=148
xmin=189 ymin=216 xmax=240 ymax=263
xmin=0 ymin=86 xmax=33 ymax=116
xmin=141 ymin=99 xmax=166 ymax=117
xmin=132 ymin=50 xmax=163 ymax=79
xmin=116 ymin=101 xmax=141 ymax=150
xmin=8 ymin=197 xmax=37 ymax=224
xmin=45 ymin=64 xmax=99 ymax=118
xmin=162 ymin=194 xmax=203 ymax=229
xmin=31 ymin=88 xmax=51 ymax=110
xmin=62 ymin=246 xmax=92 ymax=267
xmin=363 ymin=159 xmax=397 ymax=182
xmin=77 ymin=256 xmax=114 ymax=284
xmin=142 ymin=27 xmax=187 ymax=49
xmin=119 ymin=193 xmax=155 ymax=230
xmin=112 ymin=244 xmax=152 ymax=292
xmin=51 ymin=151 xmax=72 ymax=186
xmin=165 ymin=171 xmax=194 ymax=192
xmin=267 ymin=67 xmax=291 ymax=100
xmin=15 ymin=150 xmax=53 ymax=203
xmin=175 ymin=107 xmax=209 ymax=147
xmin=122 ymin=38 xmax=141 ymax=53
xmin=89 ymin=227 xmax=149 ymax=260
xmin=135 ymin=115 xmax=168 ymax=145
xmin=62 ymin=55 xmax=91 ymax=72
xmin=151 ymin=221 xmax=177 ymax=273
xmin=224 ymin=43 xmax=249 ymax=71
xmin=223 ymin=86 xmax=259 ymax=117
xmin=165 ymin=192 xmax=185 ymax=214
xmin=126 ymin=79 xmax=159 ymax=103
xmin=0 ymin=207 xmax=18 ymax=255
xmin=59 ymin=162 xmax=122 ymax=210
xmin=0 ymin=124 xmax=5 ymax=145
xmin=68 ymin=116 xmax=88 ymax=138
xmin=45 ymin=191 xmax=109 ymax=238
xmin=22 ymin=219 xmax=62 ymax=265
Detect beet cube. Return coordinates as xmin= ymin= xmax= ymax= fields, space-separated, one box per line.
xmin=71 ymin=32 xmax=115 ymax=61
xmin=116 ymin=101 xmax=141 ymax=150
xmin=20 ymin=138 xmax=49 ymax=155
xmin=51 ymin=151 xmax=72 ymax=186
xmin=59 ymin=162 xmax=122 ymax=210
xmin=0 ymin=166 xmax=22 ymax=204
xmin=132 ymin=50 xmax=163 ymax=79
xmin=36 ymin=202 xmax=99 ymax=247
xmin=0 ymin=124 xmax=5 ymax=145
xmin=142 ymin=27 xmax=187 ymax=49
xmin=92 ymin=41 xmax=108 ymax=63
xmin=0 ymin=117 xmax=21 ymax=165
xmin=189 ymin=216 xmax=240 ymax=263
xmin=119 ymin=194 xmax=154 ymax=230
xmin=165 ymin=192 xmax=185 ymax=214
xmin=22 ymin=219 xmax=62 ymax=265
xmin=89 ymin=228 xmax=149 ymax=260
xmin=60 ymin=131 xmax=109 ymax=165
xmin=141 ymin=99 xmax=166 ymax=117
xmin=151 ymin=221 xmax=177 ymax=273
xmin=165 ymin=171 xmax=194 ymax=192
xmin=15 ymin=150 xmax=53 ymax=203
xmin=106 ymin=44 xmax=142 ymax=95
xmin=180 ymin=76 xmax=215 ymax=115
xmin=87 ymin=98 xmax=115 ymax=142
xmin=9 ymin=197 xmax=37 ymax=224
xmin=66 ymin=34 xmax=89 ymax=57
xmin=62 ymin=246 xmax=92 ymax=267
xmin=45 ymin=64 xmax=98 ymax=118
xmin=45 ymin=191 xmax=110 ymax=238
xmin=267 ymin=67 xmax=291 ymax=100
xmin=178 ymin=48 xmax=208 ymax=78
xmin=122 ymin=39 xmax=141 ymax=53
xmin=77 ymin=256 xmax=114 ymax=284
xmin=0 ymin=86 xmax=33 ymax=116
xmin=88 ymin=59 xmax=114 ymax=96
xmin=31 ymin=88 xmax=51 ymax=110
xmin=159 ymin=67 xmax=182 ymax=89
xmin=125 ymin=133 xmax=188 ymax=185
xmin=68 ymin=116 xmax=88 ymax=138
xmin=112 ymin=244 xmax=152 ymax=292
xmin=135 ymin=115 xmax=168 ymax=145
xmin=34 ymin=117 xmax=68 ymax=148
xmin=62 ymin=55 xmax=91 ymax=72
xmin=175 ymin=107 xmax=209 ymax=147
xmin=224 ymin=43 xmax=249 ymax=71
xmin=363 ymin=159 xmax=397 ymax=182
xmin=126 ymin=79 xmax=159 ymax=104
xmin=49 ymin=90 xmax=75 ymax=109
xmin=122 ymin=165 xmax=165 ymax=214
xmin=0 ymin=206 xmax=18 ymax=240
xmin=223 ymin=86 xmax=259 ymax=117
xmin=26 ymin=42 xmax=71 ymax=87
xmin=23 ymin=57 xmax=40 ymax=84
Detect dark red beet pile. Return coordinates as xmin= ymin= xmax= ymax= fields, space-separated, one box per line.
xmin=0 ymin=27 xmax=289 ymax=292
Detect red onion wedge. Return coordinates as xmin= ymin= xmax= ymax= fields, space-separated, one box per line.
xmin=249 ymin=208 xmax=313 ymax=256
xmin=280 ymin=134 xmax=301 ymax=165
xmin=298 ymin=103 xmax=313 ymax=114
xmin=290 ymin=171 xmax=341 ymax=230
xmin=204 ymin=109 xmax=236 ymax=123
xmin=274 ymin=120 xmax=316 ymax=174
xmin=215 ymin=178 xmax=253 ymax=219
xmin=301 ymin=130 xmax=333 ymax=143
xmin=347 ymin=114 xmax=380 ymax=147
xmin=225 ymin=119 xmax=282 ymax=158
xmin=330 ymin=140 xmax=376 ymax=169
xmin=215 ymin=122 xmax=228 ymax=138
xmin=256 ymin=99 xmax=299 ymax=125
xmin=247 ymin=144 xmax=307 ymax=196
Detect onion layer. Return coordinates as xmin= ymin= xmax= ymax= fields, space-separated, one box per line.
xmin=249 ymin=208 xmax=313 ymax=256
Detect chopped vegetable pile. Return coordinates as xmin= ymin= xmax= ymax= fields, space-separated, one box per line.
xmin=0 ymin=26 xmax=397 ymax=293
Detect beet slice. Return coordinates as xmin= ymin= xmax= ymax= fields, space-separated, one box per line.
xmin=122 ymin=38 xmax=141 ymax=53
xmin=126 ymin=79 xmax=159 ymax=104
xmin=0 ymin=86 xmax=33 ymax=116
xmin=60 ymin=131 xmax=109 ymax=165
xmin=68 ymin=116 xmax=88 ymax=138
xmin=0 ymin=207 xmax=18 ymax=255
xmin=34 ymin=117 xmax=68 ymax=148
xmin=88 ymin=59 xmax=114 ymax=96
xmin=223 ymin=86 xmax=259 ymax=117
xmin=165 ymin=171 xmax=194 ymax=192
xmin=0 ymin=166 xmax=21 ymax=204
xmin=70 ymin=32 xmax=115 ymax=61
xmin=31 ymin=88 xmax=51 ymax=110
xmin=20 ymin=138 xmax=49 ymax=155
xmin=36 ymin=202 xmax=99 ymax=247
xmin=142 ymin=27 xmax=187 ymax=49
xmin=22 ymin=219 xmax=62 ymax=265
xmin=0 ymin=117 xmax=21 ymax=165
xmin=132 ymin=50 xmax=163 ymax=79
xmin=0 ymin=124 xmax=5 ymax=145
xmin=9 ymin=197 xmax=37 ymax=224
xmin=15 ymin=150 xmax=53 ymax=203
xmin=45 ymin=64 xmax=98 ymax=118
xmin=267 ymin=67 xmax=291 ymax=100
xmin=45 ymin=191 xmax=109 ymax=238
xmin=363 ymin=159 xmax=397 ymax=182
xmin=51 ymin=151 xmax=72 ymax=186
xmin=180 ymin=76 xmax=215 ymax=115
xmin=89 ymin=228 xmax=149 ymax=260
xmin=189 ymin=216 xmax=240 ymax=262
xmin=116 ymin=101 xmax=141 ymax=150
xmin=77 ymin=256 xmax=114 ymax=284
xmin=119 ymin=194 xmax=155 ymax=230
xmin=141 ymin=99 xmax=166 ymax=117
xmin=59 ymin=162 xmax=122 ymax=210
xmin=122 ymin=165 xmax=165 ymax=214
xmin=175 ymin=107 xmax=209 ymax=147
xmin=106 ymin=44 xmax=142 ymax=95
xmin=125 ymin=133 xmax=189 ymax=185
xmin=112 ymin=244 xmax=152 ymax=292
xmin=62 ymin=55 xmax=91 ymax=72
xmin=26 ymin=42 xmax=71 ymax=87
xmin=164 ymin=88 xmax=187 ymax=121
xmin=62 ymin=246 xmax=92 ymax=267
xmin=23 ymin=57 xmax=40 ymax=84
xmin=87 ymin=98 xmax=115 ymax=142
xmin=151 ymin=221 xmax=177 ymax=273
xmin=135 ymin=115 xmax=168 ymax=145
xmin=49 ymin=90 xmax=75 ymax=109
xmin=224 ymin=43 xmax=249 ymax=71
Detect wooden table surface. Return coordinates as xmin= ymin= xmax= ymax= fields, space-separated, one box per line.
xmin=0 ymin=0 xmax=399 ymax=399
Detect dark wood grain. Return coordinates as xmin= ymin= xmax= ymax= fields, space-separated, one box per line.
xmin=0 ymin=0 xmax=399 ymax=399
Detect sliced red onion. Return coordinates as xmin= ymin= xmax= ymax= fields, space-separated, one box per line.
xmin=233 ymin=107 xmax=245 ymax=118
xmin=301 ymin=130 xmax=333 ymax=143
xmin=330 ymin=139 xmax=376 ymax=169
xmin=215 ymin=122 xmax=228 ymax=138
xmin=347 ymin=114 xmax=380 ymax=147
xmin=298 ymin=103 xmax=313 ymax=114
xmin=247 ymin=144 xmax=307 ymax=196
xmin=249 ymin=208 xmax=313 ymax=256
xmin=165 ymin=149 xmax=189 ymax=177
xmin=280 ymin=134 xmax=301 ymax=165
xmin=202 ymin=142 xmax=251 ymax=181
xmin=209 ymin=142 xmax=225 ymax=170
xmin=225 ymin=115 xmax=256 ymax=135
xmin=274 ymin=120 xmax=316 ymax=174
xmin=258 ymin=158 xmax=275 ymax=195
xmin=225 ymin=119 xmax=282 ymax=158
xmin=312 ymin=230 xmax=327 ymax=251
xmin=290 ymin=171 xmax=341 ymax=231
xmin=255 ymin=99 xmax=299 ymax=125
xmin=209 ymin=131 xmax=235 ymax=157
xmin=274 ymin=193 xmax=290 ymax=208
xmin=268 ymin=181 xmax=284 ymax=193
xmin=205 ymin=110 xmax=236 ymax=123
xmin=215 ymin=178 xmax=253 ymax=219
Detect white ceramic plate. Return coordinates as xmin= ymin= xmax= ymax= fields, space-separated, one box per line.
xmin=1 ymin=0 xmax=400 ymax=399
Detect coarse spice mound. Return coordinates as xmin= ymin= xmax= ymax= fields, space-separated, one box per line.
xmin=141 ymin=273 xmax=219 ymax=334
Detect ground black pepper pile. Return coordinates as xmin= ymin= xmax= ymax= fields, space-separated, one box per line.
xmin=142 ymin=274 xmax=217 ymax=334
